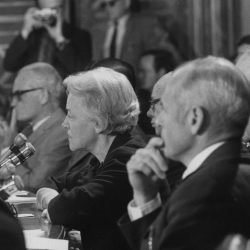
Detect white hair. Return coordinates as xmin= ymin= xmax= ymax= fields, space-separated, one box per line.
xmin=168 ymin=56 xmax=250 ymax=137
xmin=63 ymin=67 xmax=140 ymax=134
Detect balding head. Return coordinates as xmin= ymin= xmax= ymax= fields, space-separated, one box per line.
xmin=147 ymin=72 xmax=173 ymax=135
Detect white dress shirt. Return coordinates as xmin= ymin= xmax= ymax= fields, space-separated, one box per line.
xmin=128 ymin=141 xmax=225 ymax=221
xmin=103 ymin=14 xmax=130 ymax=58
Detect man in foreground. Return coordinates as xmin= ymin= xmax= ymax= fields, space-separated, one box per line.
xmin=119 ymin=56 xmax=250 ymax=250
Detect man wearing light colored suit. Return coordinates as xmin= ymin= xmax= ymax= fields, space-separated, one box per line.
xmin=91 ymin=0 xmax=181 ymax=72
xmin=11 ymin=62 xmax=71 ymax=193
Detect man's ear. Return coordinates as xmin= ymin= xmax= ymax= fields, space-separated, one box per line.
xmin=188 ymin=106 xmax=205 ymax=135
xmin=39 ymin=89 xmax=49 ymax=105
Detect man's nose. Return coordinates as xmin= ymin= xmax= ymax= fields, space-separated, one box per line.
xmin=11 ymin=97 xmax=17 ymax=108
xmin=147 ymin=107 xmax=154 ymax=118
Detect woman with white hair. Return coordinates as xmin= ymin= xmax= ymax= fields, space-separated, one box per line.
xmin=37 ymin=67 xmax=147 ymax=250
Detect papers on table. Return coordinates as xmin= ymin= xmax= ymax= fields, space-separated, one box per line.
xmin=23 ymin=230 xmax=68 ymax=250
xmin=6 ymin=190 xmax=36 ymax=204
xmin=6 ymin=195 xmax=37 ymax=204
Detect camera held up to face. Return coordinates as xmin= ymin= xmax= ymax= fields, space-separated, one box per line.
xmin=34 ymin=8 xmax=57 ymax=27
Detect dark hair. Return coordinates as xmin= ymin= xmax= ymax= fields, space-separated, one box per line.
xmin=88 ymin=58 xmax=137 ymax=90
xmin=237 ymin=35 xmax=250 ymax=47
xmin=141 ymin=49 xmax=177 ymax=73
xmin=129 ymin=0 xmax=141 ymax=12
xmin=0 ymin=86 xmax=11 ymax=120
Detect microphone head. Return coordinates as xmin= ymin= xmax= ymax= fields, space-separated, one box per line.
xmin=14 ymin=133 xmax=27 ymax=148
xmin=25 ymin=142 xmax=36 ymax=155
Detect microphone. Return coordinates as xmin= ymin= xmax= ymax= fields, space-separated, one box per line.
xmin=0 ymin=142 xmax=36 ymax=168
xmin=0 ymin=133 xmax=27 ymax=163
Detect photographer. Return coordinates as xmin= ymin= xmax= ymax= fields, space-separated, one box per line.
xmin=4 ymin=0 xmax=92 ymax=79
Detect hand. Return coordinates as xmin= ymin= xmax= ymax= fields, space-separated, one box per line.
xmin=0 ymin=162 xmax=16 ymax=180
xmin=0 ymin=120 xmax=15 ymax=150
xmin=36 ymin=188 xmax=59 ymax=210
xmin=41 ymin=209 xmax=51 ymax=223
xmin=68 ymin=230 xmax=82 ymax=246
xmin=21 ymin=7 xmax=43 ymax=39
xmin=127 ymin=137 xmax=168 ymax=206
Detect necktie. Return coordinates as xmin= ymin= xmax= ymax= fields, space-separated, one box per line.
xmin=37 ymin=31 xmax=55 ymax=64
xmin=110 ymin=22 xmax=117 ymax=58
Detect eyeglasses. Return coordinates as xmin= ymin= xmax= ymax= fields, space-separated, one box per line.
xmin=149 ymin=98 xmax=161 ymax=112
xmin=12 ymin=88 xmax=44 ymax=101
xmin=100 ymin=0 xmax=120 ymax=9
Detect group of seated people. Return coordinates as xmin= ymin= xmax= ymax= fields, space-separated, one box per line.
xmin=1 ymin=1 xmax=250 ymax=250
xmin=1 ymin=48 xmax=250 ymax=250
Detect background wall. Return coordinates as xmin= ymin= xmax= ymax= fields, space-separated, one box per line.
xmin=241 ymin=0 xmax=250 ymax=37
xmin=73 ymin=0 xmax=243 ymax=60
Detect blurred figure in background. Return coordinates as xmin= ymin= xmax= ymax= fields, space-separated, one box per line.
xmin=91 ymin=0 xmax=181 ymax=74
xmin=137 ymin=49 xmax=176 ymax=135
xmin=146 ymin=72 xmax=185 ymax=192
xmin=11 ymin=62 xmax=71 ymax=193
xmin=4 ymin=0 xmax=92 ymax=79
xmin=233 ymin=35 xmax=250 ymax=64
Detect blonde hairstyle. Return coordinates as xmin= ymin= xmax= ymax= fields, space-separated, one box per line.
xmin=64 ymin=67 xmax=140 ymax=134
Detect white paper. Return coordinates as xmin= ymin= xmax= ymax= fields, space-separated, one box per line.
xmin=25 ymin=237 xmax=68 ymax=250
xmin=23 ymin=229 xmax=45 ymax=238
xmin=6 ymin=195 xmax=37 ymax=204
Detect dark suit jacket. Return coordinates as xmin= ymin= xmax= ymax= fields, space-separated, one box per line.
xmin=16 ymin=109 xmax=72 ymax=193
xmin=0 ymin=199 xmax=26 ymax=250
xmin=119 ymin=140 xmax=250 ymax=250
xmin=91 ymin=14 xmax=178 ymax=71
xmin=4 ymin=22 xmax=92 ymax=78
xmin=42 ymin=134 xmax=146 ymax=250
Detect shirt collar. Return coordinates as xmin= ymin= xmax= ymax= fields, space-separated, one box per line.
xmin=182 ymin=141 xmax=225 ymax=179
xmin=109 ymin=13 xmax=130 ymax=27
xmin=33 ymin=115 xmax=50 ymax=131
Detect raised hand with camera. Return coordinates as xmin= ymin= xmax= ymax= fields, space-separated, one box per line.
xmin=21 ymin=7 xmax=43 ymax=40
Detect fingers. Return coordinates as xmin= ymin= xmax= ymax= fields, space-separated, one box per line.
xmin=128 ymin=148 xmax=167 ymax=179
xmin=0 ymin=162 xmax=16 ymax=180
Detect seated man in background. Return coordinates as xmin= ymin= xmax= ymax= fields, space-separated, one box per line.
xmin=11 ymin=62 xmax=71 ymax=193
xmin=37 ymin=67 xmax=148 ymax=250
xmin=137 ymin=49 xmax=176 ymax=135
xmin=147 ymin=72 xmax=185 ymax=192
xmin=119 ymin=56 xmax=250 ymax=250
xmin=3 ymin=0 xmax=92 ymax=79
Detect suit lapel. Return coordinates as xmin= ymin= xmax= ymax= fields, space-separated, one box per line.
xmin=28 ymin=109 xmax=64 ymax=145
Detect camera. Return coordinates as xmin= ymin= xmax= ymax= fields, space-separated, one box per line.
xmin=34 ymin=8 xmax=57 ymax=27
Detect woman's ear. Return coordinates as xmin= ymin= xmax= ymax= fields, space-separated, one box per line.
xmin=94 ymin=117 xmax=104 ymax=134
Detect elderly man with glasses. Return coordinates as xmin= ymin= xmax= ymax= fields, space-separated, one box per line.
xmin=10 ymin=62 xmax=71 ymax=193
xmin=4 ymin=0 xmax=92 ymax=79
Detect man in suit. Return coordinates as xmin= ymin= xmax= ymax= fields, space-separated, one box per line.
xmin=91 ymin=0 xmax=181 ymax=72
xmin=11 ymin=62 xmax=71 ymax=193
xmin=4 ymin=0 xmax=92 ymax=79
xmin=119 ymin=56 xmax=250 ymax=250
xmin=137 ymin=49 xmax=176 ymax=135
